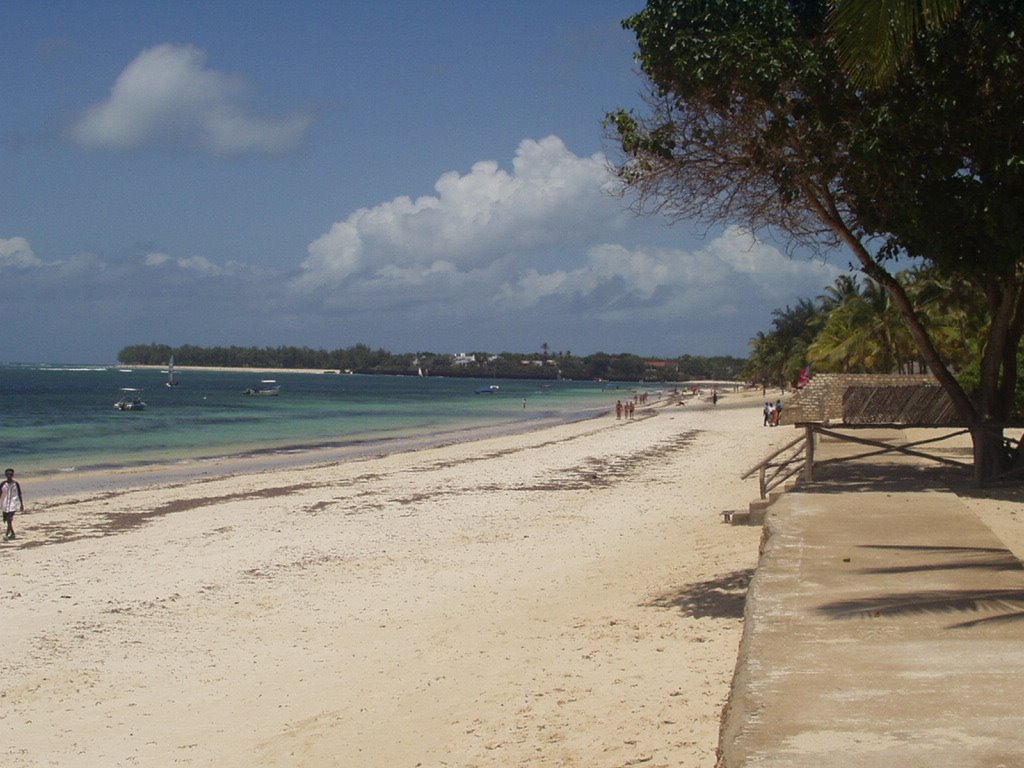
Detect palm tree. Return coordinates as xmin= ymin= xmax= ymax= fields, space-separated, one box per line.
xmin=817 ymin=274 xmax=862 ymax=313
xmin=743 ymin=298 xmax=824 ymax=388
xmin=745 ymin=330 xmax=789 ymax=390
xmin=829 ymin=0 xmax=964 ymax=87
xmin=808 ymin=276 xmax=917 ymax=373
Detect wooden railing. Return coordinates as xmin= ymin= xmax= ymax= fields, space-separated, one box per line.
xmin=741 ymin=432 xmax=809 ymax=500
xmin=743 ymin=423 xmax=988 ymax=500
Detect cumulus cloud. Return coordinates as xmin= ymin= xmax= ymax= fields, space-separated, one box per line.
xmin=288 ymin=138 xmax=846 ymax=352
xmin=0 ymin=236 xmax=44 ymax=268
xmin=5 ymin=133 xmax=850 ymax=361
xmin=294 ymin=135 xmax=624 ymax=291
xmin=71 ymin=44 xmax=312 ymax=154
xmin=496 ymin=226 xmax=842 ymax=317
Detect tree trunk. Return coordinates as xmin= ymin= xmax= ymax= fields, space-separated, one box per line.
xmin=971 ymin=424 xmax=1009 ymax=485
xmin=806 ymin=186 xmax=1024 ymax=485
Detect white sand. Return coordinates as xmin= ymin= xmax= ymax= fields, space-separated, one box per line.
xmin=1 ymin=392 xmax=798 ymax=767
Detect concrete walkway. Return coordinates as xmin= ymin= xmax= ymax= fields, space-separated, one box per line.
xmin=718 ymin=432 xmax=1024 ymax=767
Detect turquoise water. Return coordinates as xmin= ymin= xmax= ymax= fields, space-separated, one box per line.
xmin=0 ymin=364 xmax=631 ymax=475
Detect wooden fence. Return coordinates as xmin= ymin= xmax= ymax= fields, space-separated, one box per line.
xmin=740 ymin=423 xmax=1011 ymax=499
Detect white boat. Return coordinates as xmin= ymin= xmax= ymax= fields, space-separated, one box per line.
xmin=475 ymin=384 xmax=500 ymax=394
xmin=114 ymin=388 xmax=146 ymax=411
xmin=165 ymin=356 xmax=180 ymax=388
xmin=243 ymin=379 xmax=280 ymax=396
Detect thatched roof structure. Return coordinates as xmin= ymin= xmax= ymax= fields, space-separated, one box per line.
xmin=783 ymin=373 xmax=957 ymax=425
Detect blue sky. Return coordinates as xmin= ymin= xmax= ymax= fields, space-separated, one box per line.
xmin=1 ymin=0 xmax=844 ymax=364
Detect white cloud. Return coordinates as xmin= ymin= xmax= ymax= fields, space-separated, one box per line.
xmin=143 ymin=250 xmax=221 ymax=274
xmin=4 ymin=137 xmax=849 ymax=361
xmin=0 ymin=237 xmax=44 ymax=268
xmin=496 ymin=227 xmax=842 ymax=317
xmin=144 ymin=252 xmax=172 ymax=267
xmin=289 ymin=139 xmax=845 ymax=351
xmin=144 ymin=250 xmax=271 ymax=277
xmin=71 ymin=44 xmax=312 ymax=154
xmin=294 ymin=135 xmax=625 ymax=291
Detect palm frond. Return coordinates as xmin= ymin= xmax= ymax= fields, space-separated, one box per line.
xmin=829 ymin=0 xmax=964 ymax=87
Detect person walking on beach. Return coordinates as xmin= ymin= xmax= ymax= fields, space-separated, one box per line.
xmin=2 ymin=468 xmax=23 ymax=541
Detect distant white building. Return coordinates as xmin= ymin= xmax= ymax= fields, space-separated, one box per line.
xmin=452 ymin=353 xmax=476 ymax=367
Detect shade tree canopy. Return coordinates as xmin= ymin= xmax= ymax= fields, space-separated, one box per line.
xmin=610 ymin=0 xmax=1019 ymax=481
xmin=609 ymin=0 xmax=1024 ymax=480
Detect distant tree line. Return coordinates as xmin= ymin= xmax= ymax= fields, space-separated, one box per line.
xmin=117 ymin=343 xmax=746 ymax=383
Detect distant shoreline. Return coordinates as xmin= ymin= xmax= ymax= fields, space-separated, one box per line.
xmin=130 ymin=363 xmax=346 ymax=375
xmin=126 ymin=363 xmax=749 ymax=388
xmin=27 ymin=402 xmax=617 ymax=504
xmin=25 ymin=389 xmax=762 ymax=504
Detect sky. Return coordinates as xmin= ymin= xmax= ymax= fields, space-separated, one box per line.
xmin=0 ymin=0 xmax=846 ymax=364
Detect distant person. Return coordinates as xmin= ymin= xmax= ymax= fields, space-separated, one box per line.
xmin=616 ymin=400 xmax=623 ymax=420
xmin=763 ymin=402 xmax=773 ymax=426
xmin=773 ymin=399 xmax=784 ymax=426
xmin=2 ymin=468 xmax=23 ymax=541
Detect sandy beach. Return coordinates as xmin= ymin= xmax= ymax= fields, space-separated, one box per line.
xmin=3 ymin=391 xmax=795 ymax=766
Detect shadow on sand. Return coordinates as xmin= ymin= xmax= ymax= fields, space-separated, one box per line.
xmin=644 ymin=569 xmax=754 ymax=620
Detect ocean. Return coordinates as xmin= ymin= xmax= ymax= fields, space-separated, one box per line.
xmin=0 ymin=363 xmax=636 ymax=476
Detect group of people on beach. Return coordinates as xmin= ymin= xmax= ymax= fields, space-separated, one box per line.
xmin=763 ymin=400 xmax=784 ymax=427
xmin=615 ymin=399 xmax=636 ymax=420
xmin=1 ymin=467 xmax=23 ymax=541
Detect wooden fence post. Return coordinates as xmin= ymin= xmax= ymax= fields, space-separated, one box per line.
xmin=804 ymin=424 xmax=815 ymax=482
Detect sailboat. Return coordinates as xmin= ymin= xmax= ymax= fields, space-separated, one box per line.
xmin=165 ymin=356 xmax=180 ymax=388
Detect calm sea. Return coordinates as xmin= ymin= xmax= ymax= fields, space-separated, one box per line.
xmin=0 ymin=364 xmax=633 ymax=476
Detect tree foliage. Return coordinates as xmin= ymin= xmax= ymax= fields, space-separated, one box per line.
xmin=808 ymin=278 xmax=918 ymax=373
xmin=610 ymin=0 xmax=1024 ymax=479
xmin=748 ymin=267 xmax=1024 ymax=419
xmin=828 ymin=0 xmax=964 ymax=87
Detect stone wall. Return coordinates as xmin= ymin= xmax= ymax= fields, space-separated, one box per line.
xmin=782 ymin=373 xmax=944 ymax=424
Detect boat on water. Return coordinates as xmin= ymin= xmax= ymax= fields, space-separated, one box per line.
xmin=165 ymin=356 xmax=180 ymax=388
xmin=164 ymin=357 xmax=180 ymax=388
xmin=114 ymin=388 xmax=146 ymax=411
xmin=243 ymin=379 xmax=280 ymax=396
xmin=475 ymin=384 xmax=500 ymax=394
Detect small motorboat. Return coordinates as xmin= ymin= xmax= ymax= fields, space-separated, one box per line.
xmin=475 ymin=384 xmax=500 ymax=394
xmin=114 ymin=388 xmax=146 ymax=411
xmin=243 ymin=379 xmax=280 ymax=396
